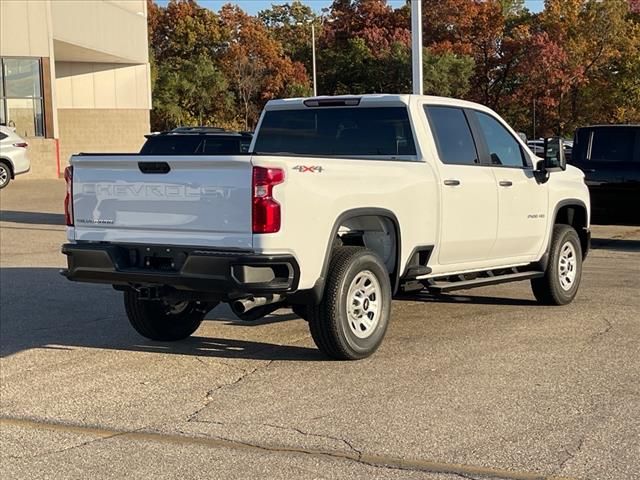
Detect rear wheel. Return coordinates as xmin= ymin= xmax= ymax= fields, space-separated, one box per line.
xmin=308 ymin=246 xmax=391 ymax=360
xmin=0 ymin=162 xmax=11 ymax=189
xmin=531 ymin=224 xmax=583 ymax=305
xmin=124 ymin=290 xmax=214 ymax=341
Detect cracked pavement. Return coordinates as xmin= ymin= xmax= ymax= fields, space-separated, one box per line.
xmin=1 ymin=180 xmax=639 ymax=480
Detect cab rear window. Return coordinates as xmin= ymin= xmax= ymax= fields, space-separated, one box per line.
xmin=253 ymin=107 xmax=416 ymax=157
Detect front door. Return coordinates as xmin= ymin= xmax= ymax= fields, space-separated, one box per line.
xmin=470 ymin=110 xmax=548 ymax=259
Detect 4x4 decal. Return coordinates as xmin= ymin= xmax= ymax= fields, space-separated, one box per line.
xmin=293 ymin=165 xmax=323 ymax=173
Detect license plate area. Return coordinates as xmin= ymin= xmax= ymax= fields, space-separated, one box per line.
xmin=123 ymin=246 xmax=187 ymax=272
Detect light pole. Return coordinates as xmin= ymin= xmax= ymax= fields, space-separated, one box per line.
xmin=311 ymin=24 xmax=317 ymax=96
xmin=299 ymin=18 xmax=333 ymax=96
xmin=411 ymin=0 xmax=423 ymax=95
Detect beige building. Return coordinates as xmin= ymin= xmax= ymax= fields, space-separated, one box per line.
xmin=0 ymin=0 xmax=151 ymax=178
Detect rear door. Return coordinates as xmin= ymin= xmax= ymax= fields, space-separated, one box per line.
xmin=424 ymin=105 xmax=498 ymax=265
xmin=71 ymin=155 xmax=253 ymax=248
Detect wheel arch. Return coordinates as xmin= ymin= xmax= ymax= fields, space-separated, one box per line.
xmin=306 ymin=208 xmax=402 ymax=303
xmin=0 ymin=157 xmax=15 ymax=179
xmin=537 ymin=199 xmax=590 ymax=271
xmin=553 ymin=199 xmax=589 ymax=259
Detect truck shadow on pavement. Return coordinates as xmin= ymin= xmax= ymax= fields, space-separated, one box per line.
xmin=1 ymin=267 xmax=546 ymax=360
xmin=591 ymin=237 xmax=640 ymax=252
xmin=0 ymin=210 xmax=65 ymax=226
xmin=0 ymin=267 xmax=324 ymax=361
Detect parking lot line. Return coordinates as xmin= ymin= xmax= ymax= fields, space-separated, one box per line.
xmin=1 ymin=416 xmax=577 ymax=480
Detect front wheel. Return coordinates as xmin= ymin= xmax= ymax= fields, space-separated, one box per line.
xmin=308 ymin=246 xmax=392 ymax=360
xmin=531 ymin=224 xmax=583 ymax=305
xmin=124 ymin=290 xmax=215 ymax=341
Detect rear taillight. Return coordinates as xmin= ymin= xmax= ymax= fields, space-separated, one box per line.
xmin=64 ymin=166 xmax=73 ymax=226
xmin=252 ymin=166 xmax=284 ymax=234
xmin=12 ymin=142 xmax=28 ymax=148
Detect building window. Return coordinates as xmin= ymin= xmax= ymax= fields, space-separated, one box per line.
xmin=0 ymin=57 xmax=45 ymax=137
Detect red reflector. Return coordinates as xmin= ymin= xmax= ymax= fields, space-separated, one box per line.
xmin=13 ymin=142 xmax=28 ymax=148
xmin=64 ymin=166 xmax=73 ymax=226
xmin=252 ymin=166 xmax=284 ymax=234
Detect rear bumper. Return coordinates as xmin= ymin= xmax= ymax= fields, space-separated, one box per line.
xmin=61 ymin=243 xmax=299 ymax=298
xmin=11 ymin=150 xmax=31 ymax=176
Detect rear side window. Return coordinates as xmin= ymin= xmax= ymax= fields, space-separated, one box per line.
xmin=0 ymin=132 xmax=7 ymax=141
xmin=253 ymin=107 xmax=416 ymax=157
xmin=140 ymin=136 xmax=243 ymax=155
xmin=425 ymin=106 xmax=479 ymax=165
xmin=590 ymin=127 xmax=638 ymax=163
xmin=474 ymin=111 xmax=525 ymax=167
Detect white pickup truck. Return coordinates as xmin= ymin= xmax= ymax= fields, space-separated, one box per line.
xmin=62 ymin=95 xmax=590 ymax=360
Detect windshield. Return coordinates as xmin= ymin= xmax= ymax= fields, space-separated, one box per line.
xmin=140 ymin=136 xmax=249 ymax=155
xmin=253 ymin=107 xmax=416 ymax=157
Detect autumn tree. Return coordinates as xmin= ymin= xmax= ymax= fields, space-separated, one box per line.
xmin=541 ymin=0 xmax=640 ymax=132
xmin=146 ymin=0 xmax=640 ymax=136
xmin=258 ymin=1 xmax=317 ymax=66
xmin=147 ymin=0 xmax=231 ymax=129
xmin=219 ymin=5 xmax=310 ymax=129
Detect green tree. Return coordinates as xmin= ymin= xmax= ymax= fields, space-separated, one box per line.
xmin=151 ymin=55 xmax=232 ymax=130
xmin=423 ymin=51 xmax=475 ymax=97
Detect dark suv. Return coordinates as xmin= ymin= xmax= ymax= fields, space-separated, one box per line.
xmin=140 ymin=127 xmax=252 ymax=155
xmin=571 ymin=125 xmax=640 ymax=225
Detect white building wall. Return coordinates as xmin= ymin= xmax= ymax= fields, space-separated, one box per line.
xmin=51 ymin=0 xmax=148 ymax=64
xmin=55 ymin=62 xmax=150 ymax=110
xmin=0 ymin=0 xmax=51 ymax=58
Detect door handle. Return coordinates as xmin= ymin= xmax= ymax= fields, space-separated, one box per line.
xmin=583 ymin=168 xmax=596 ymax=173
xmin=499 ymin=180 xmax=513 ymax=187
xmin=443 ymin=179 xmax=461 ymax=186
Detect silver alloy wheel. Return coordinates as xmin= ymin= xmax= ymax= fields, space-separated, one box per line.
xmin=558 ymin=241 xmax=577 ymax=291
xmin=346 ymin=270 xmax=382 ymax=339
xmin=0 ymin=165 xmax=8 ymax=187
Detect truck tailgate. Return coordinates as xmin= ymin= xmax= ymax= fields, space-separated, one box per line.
xmin=70 ymin=155 xmax=253 ymax=249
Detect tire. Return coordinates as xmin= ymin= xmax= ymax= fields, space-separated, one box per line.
xmin=124 ymin=290 xmax=213 ymax=341
xmin=0 ymin=162 xmax=11 ymax=189
xmin=308 ymin=246 xmax=392 ymax=360
xmin=531 ymin=224 xmax=583 ymax=305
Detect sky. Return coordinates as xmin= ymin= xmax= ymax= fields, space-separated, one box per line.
xmin=157 ymin=0 xmax=545 ymax=15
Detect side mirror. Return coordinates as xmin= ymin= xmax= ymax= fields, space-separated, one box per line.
xmin=542 ymin=137 xmax=567 ymax=171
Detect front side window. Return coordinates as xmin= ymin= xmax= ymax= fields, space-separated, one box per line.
xmin=0 ymin=58 xmax=45 ymax=137
xmin=253 ymin=107 xmax=416 ymax=157
xmin=425 ymin=106 xmax=479 ymax=165
xmin=474 ymin=111 xmax=525 ymax=167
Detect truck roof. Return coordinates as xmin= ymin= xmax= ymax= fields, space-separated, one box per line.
xmin=576 ymin=124 xmax=640 ymax=129
xmin=265 ymin=94 xmax=492 ymax=112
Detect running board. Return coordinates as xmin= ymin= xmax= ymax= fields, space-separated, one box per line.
xmin=428 ymin=271 xmax=544 ymax=293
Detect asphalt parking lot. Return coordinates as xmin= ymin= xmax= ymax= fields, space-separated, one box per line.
xmin=1 ymin=179 xmax=639 ymax=480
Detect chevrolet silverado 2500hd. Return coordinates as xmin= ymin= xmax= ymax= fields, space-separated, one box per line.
xmin=62 ymin=95 xmax=590 ymax=360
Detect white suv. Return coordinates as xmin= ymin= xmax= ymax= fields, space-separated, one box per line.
xmin=0 ymin=125 xmax=31 ymax=189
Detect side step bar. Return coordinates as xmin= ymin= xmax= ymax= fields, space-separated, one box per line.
xmin=428 ymin=271 xmax=544 ymax=293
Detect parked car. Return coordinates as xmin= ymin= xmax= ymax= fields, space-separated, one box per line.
xmin=571 ymin=125 xmax=640 ymax=225
xmin=527 ymin=139 xmax=545 ymax=155
xmin=0 ymin=125 xmax=31 ymax=189
xmin=529 ymin=138 xmax=572 ymax=162
xmin=62 ymin=95 xmax=590 ymax=360
xmin=140 ymin=127 xmax=252 ymax=155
